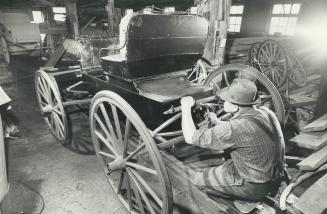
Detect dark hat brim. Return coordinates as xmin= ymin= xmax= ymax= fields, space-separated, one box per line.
xmin=218 ymin=87 xmax=260 ymax=106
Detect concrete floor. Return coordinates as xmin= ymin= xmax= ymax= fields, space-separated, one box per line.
xmin=0 ymin=56 xmax=128 ymax=214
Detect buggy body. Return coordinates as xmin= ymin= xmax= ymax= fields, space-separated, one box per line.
xmin=35 ymin=12 xmax=285 ymax=214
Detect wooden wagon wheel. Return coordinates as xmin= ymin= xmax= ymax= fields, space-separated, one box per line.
xmin=35 ymin=70 xmax=71 ymax=144
xmin=188 ymin=59 xmax=208 ymax=84
xmin=0 ymin=36 xmax=10 ymax=64
xmin=257 ymin=40 xmax=287 ymax=88
xmin=203 ymin=63 xmax=285 ymax=125
xmin=90 ymin=91 xmax=173 ymax=214
xmin=248 ymin=42 xmax=261 ymax=68
xmin=286 ymin=52 xmax=307 ymax=87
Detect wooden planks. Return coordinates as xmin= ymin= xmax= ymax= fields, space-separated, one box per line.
xmin=290 ymin=131 xmax=327 ymax=150
xmin=289 ymin=94 xmax=317 ymax=108
xmin=294 ymin=173 xmax=327 ymax=214
xmin=302 ymin=114 xmax=327 ymax=133
xmin=297 ymin=145 xmax=327 ymax=171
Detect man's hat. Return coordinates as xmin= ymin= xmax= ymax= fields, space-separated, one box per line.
xmin=218 ymin=78 xmax=258 ymax=106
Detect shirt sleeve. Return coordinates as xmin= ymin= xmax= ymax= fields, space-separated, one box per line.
xmin=191 ymin=120 xmax=234 ymax=151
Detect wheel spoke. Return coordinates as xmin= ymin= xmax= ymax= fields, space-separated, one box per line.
xmin=94 ymin=113 xmax=111 ymax=141
xmin=125 ymin=172 xmax=134 ymax=211
xmin=40 ymin=77 xmax=51 ymax=102
xmin=94 ymin=130 xmax=119 ymax=157
xmin=126 ymin=143 xmax=146 ymax=161
xmin=99 ymin=103 xmax=118 ymax=141
xmin=37 ymin=85 xmax=48 ymax=102
xmin=126 ymin=162 xmax=158 ymax=176
xmin=53 ymin=113 xmax=64 ymax=137
xmin=130 ymin=175 xmax=145 ymax=214
xmin=52 ymin=105 xmax=62 ymax=115
xmin=111 ymin=104 xmax=123 ymax=145
xmin=117 ymin=171 xmax=125 ymax=194
xmin=128 ymin=169 xmax=156 ymax=214
xmin=99 ymin=151 xmax=116 ymax=159
xmin=130 ymin=168 xmax=163 ymax=208
xmin=52 ymin=114 xmax=62 ymax=138
xmin=123 ymin=119 xmax=131 ymax=156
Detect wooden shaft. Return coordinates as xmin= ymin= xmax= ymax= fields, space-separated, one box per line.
xmin=158 ymin=136 xmax=185 ymax=149
xmin=63 ymin=99 xmax=92 ymax=107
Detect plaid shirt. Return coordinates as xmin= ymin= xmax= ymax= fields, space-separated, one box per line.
xmin=192 ymin=108 xmax=283 ymax=184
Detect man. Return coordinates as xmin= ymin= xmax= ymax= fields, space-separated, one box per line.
xmin=181 ymin=78 xmax=285 ymax=201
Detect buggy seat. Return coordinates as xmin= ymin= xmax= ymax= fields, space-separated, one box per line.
xmin=134 ymin=72 xmax=211 ymax=103
xmin=100 ymin=13 xmax=208 ymax=79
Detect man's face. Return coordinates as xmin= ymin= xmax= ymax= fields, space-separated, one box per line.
xmin=223 ymin=101 xmax=238 ymax=113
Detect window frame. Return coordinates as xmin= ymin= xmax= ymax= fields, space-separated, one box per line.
xmin=268 ymin=2 xmax=301 ymax=36
xmin=228 ymin=4 xmax=244 ymax=33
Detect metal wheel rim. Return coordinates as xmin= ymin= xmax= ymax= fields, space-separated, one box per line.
xmin=90 ymin=91 xmax=172 ymax=214
xmin=257 ymin=40 xmax=287 ymax=88
xmin=287 ymin=53 xmax=307 ymax=87
xmin=0 ymin=36 xmax=10 ymax=64
xmin=203 ymin=63 xmax=285 ymax=125
xmin=35 ymin=70 xmax=69 ymax=143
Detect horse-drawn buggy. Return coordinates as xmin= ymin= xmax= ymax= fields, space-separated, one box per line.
xmin=35 ymin=10 xmax=285 ymax=213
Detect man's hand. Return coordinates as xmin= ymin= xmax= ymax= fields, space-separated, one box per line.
xmin=180 ymin=96 xmax=195 ymax=109
xmin=206 ymin=112 xmax=219 ymax=125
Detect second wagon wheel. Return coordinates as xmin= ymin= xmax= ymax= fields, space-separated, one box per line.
xmin=257 ymin=40 xmax=287 ymax=88
xmin=204 ymin=63 xmax=285 ymax=124
xmin=188 ymin=59 xmax=208 ymax=84
xmin=0 ymin=36 xmax=10 ymax=64
xmin=90 ymin=91 xmax=173 ymax=214
xmin=35 ymin=70 xmax=71 ymax=144
xmin=286 ymin=52 xmax=307 ymax=87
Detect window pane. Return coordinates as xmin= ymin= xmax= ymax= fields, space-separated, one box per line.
xmin=270 ymin=17 xmax=279 ymax=26
xmin=190 ymin=6 xmax=198 ymax=14
xmin=53 ymin=7 xmax=66 ymax=14
xmin=279 ymin=17 xmax=288 ymax=26
xmin=291 ymin=4 xmax=301 ymax=14
xmin=235 ymin=25 xmax=241 ymax=32
xmin=54 ymin=14 xmax=66 ymax=22
xmin=273 ymin=4 xmax=282 ymax=14
xmin=230 ymin=16 xmax=237 ymax=25
xmin=230 ymin=6 xmax=237 ymax=14
xmin=164 ymin=7 xmax=175 ymax=13
xmin=230 ymin=5 xmax=243 ymax=14
xmin=236 ymin=6 xmax=244 ymax=14
xmin=283 ymin=4 xmax=292 ymax=14
xmin=31 ymin=11 xmax=44 ymax=23
xmin=236 ymin=17 xmax=242 ymax=25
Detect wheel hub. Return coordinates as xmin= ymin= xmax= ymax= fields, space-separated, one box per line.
xmin=42 ymin=105 xmax=55 ymax=115
xmin=107 ymin=156 xmax=126 ymax=173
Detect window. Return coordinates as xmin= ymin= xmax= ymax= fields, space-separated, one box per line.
xmin=164 ymin=7 xmax=175 ymax=13
xmin=53 ymin=7 xmax=66 ymax=22
xmin=31 ymin=11 xmax=44 ymax=23
xmin=190 ymin=6 xmax=198 ymax=14
xmin=228 ymin=5 xmax=244 ymax=33
xmin=269 ymin=3 xmax=301 ymax=36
